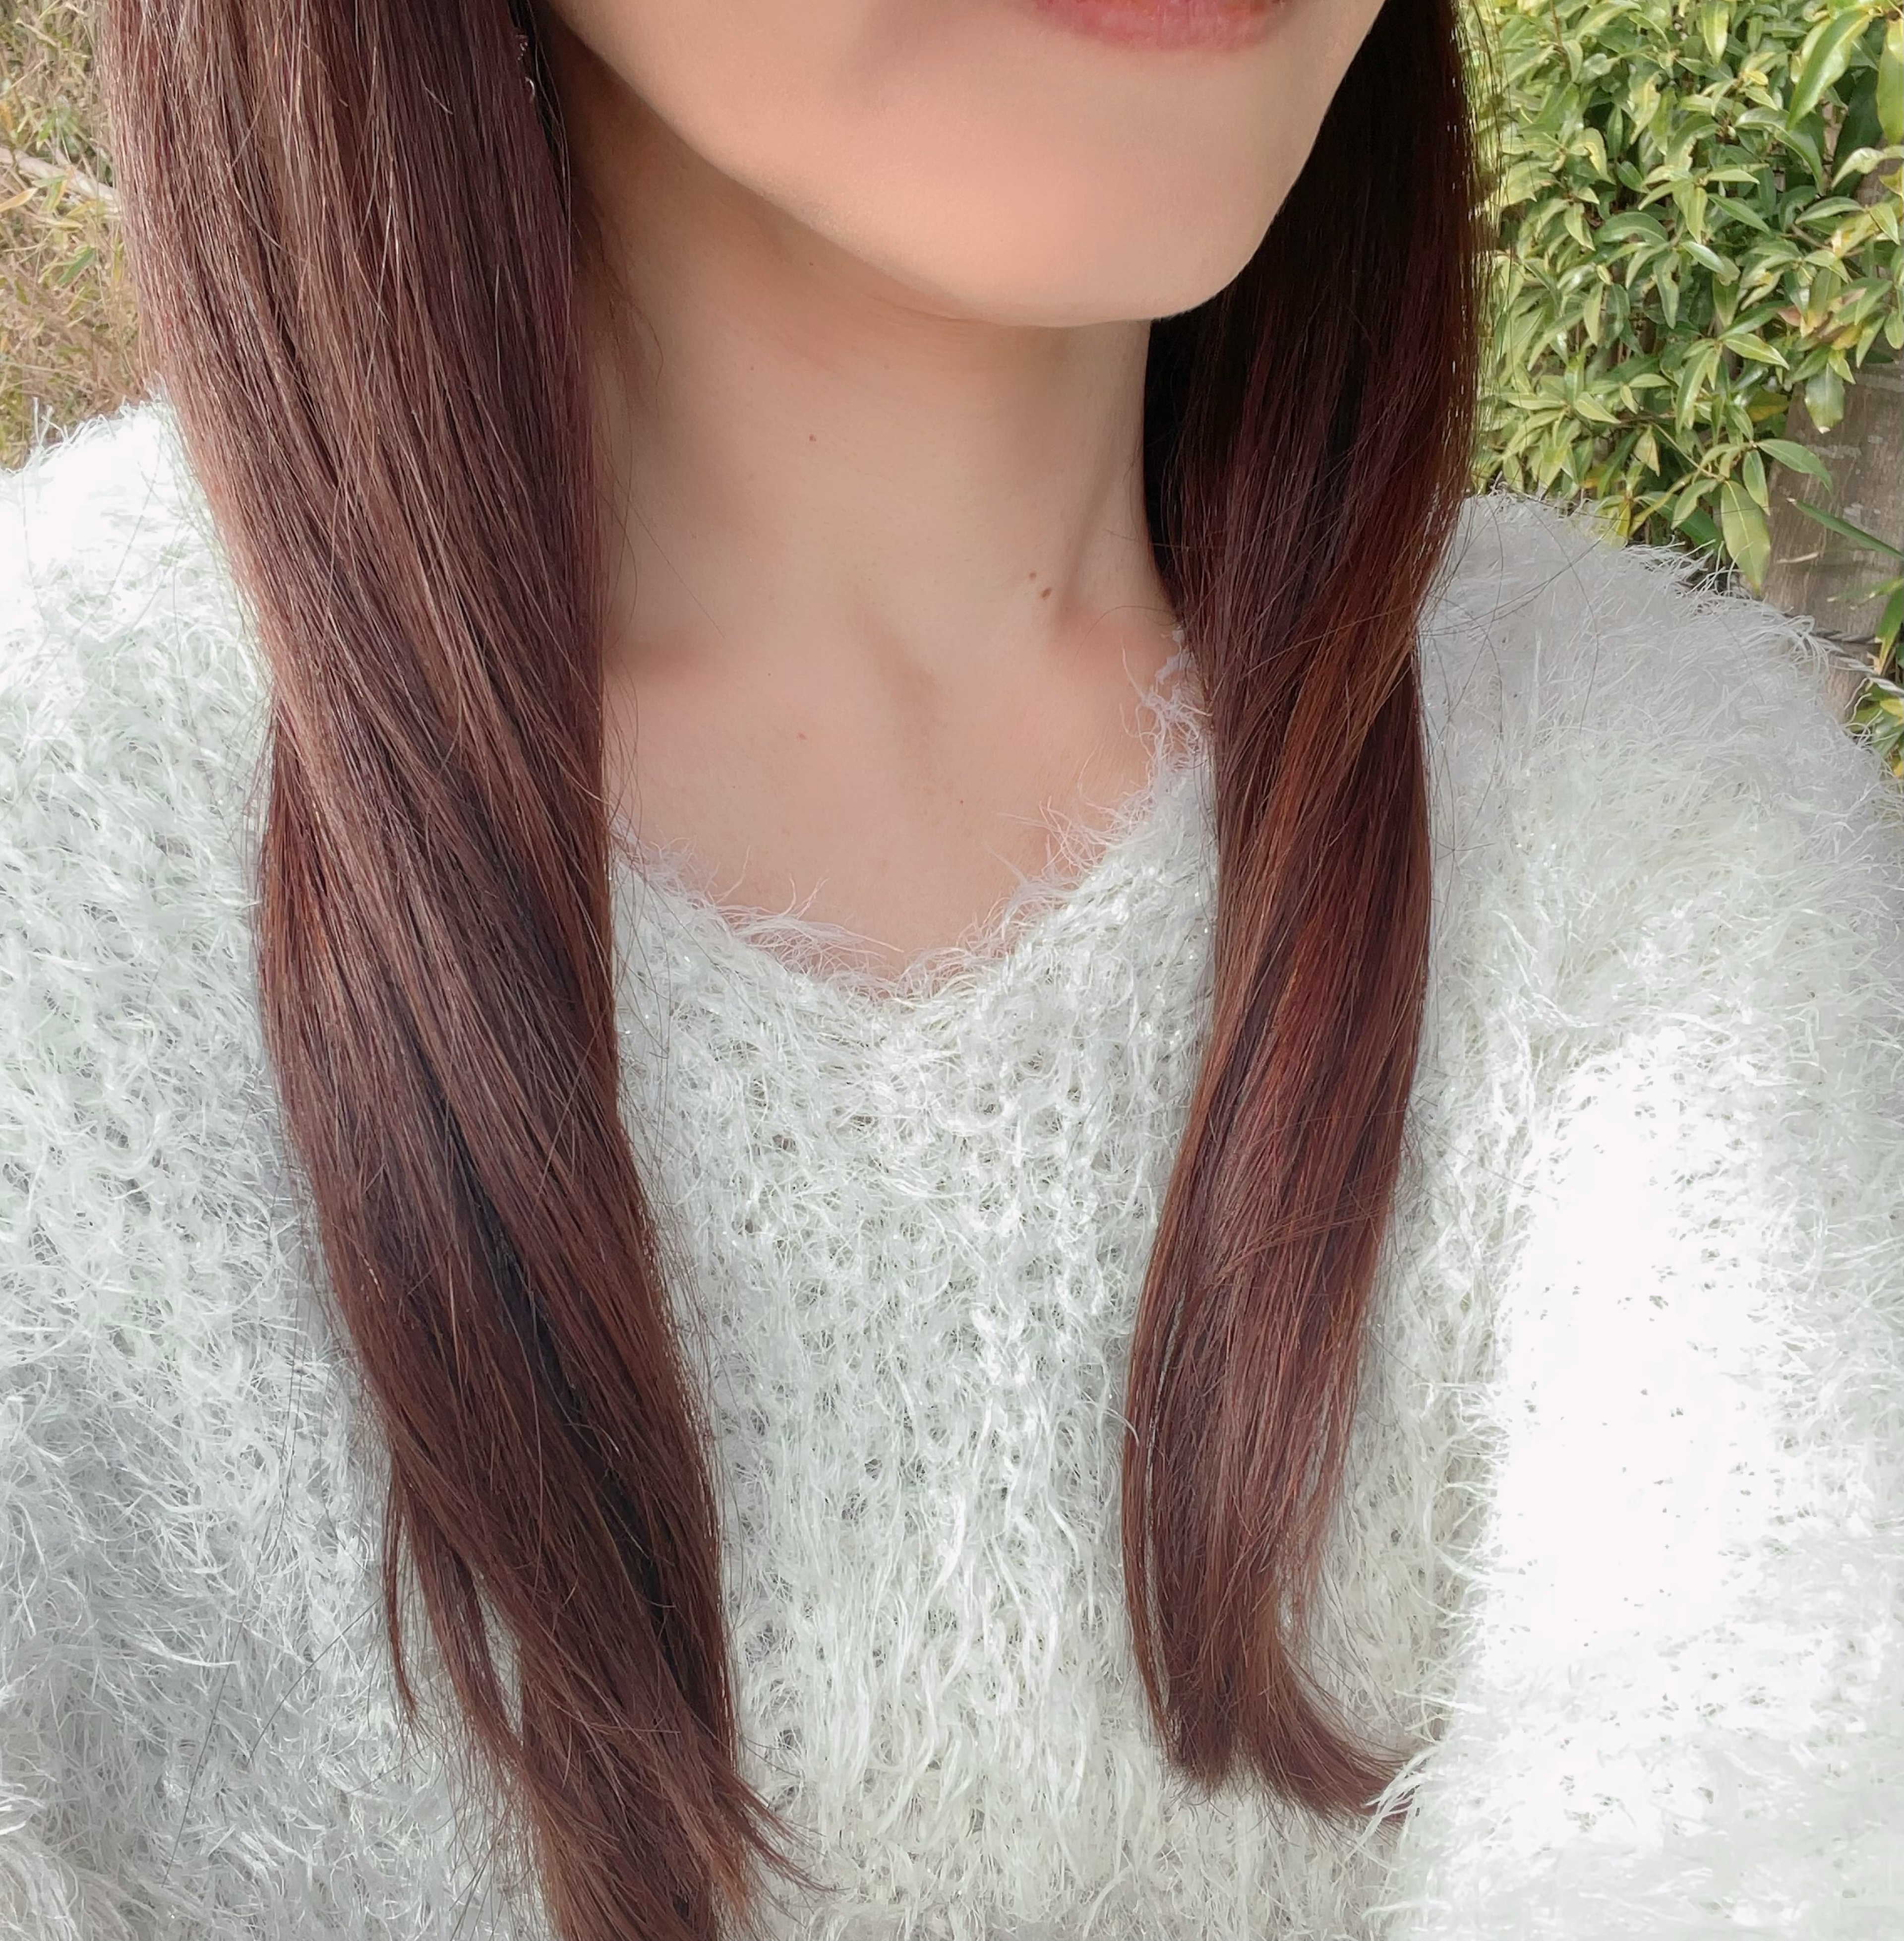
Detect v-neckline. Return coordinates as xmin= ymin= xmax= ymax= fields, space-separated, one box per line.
xmin=608 ymin=646 xmax=1213 ymax=1023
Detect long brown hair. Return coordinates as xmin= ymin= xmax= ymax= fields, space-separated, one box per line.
xmin=97 ymin=0 xmax=1480 ymax=1933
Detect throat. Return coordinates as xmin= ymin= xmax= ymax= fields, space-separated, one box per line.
xmin=604 ymin=646 xmax=1204 ymax=987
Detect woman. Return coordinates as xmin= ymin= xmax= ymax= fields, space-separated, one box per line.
xmin=1 ymin=0 xmax=1900 ymax=1934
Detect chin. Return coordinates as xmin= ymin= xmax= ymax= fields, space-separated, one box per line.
xmin=852 ymin=193 xmax=1284 ymax=328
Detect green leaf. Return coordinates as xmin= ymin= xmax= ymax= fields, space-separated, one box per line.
xmin=1684 ymin=238 xmax=1739 ymax=280
xmin=1831 ymin=145 xmax=1892 ymax=188
xmin=1675 ymin=342 xmax=1722 ymax=425
xmin=1713 ymin=194 xmax=1773 ymax=236
xmin=1844 ymin=575 xmax=1904 ymax=611
xmin=1742 ymin=449 xmax=1769 ymax=510
xmin=1792 ymin=499 xmax=1904 ymax=560
xmin=1497 ymin=160 xmax=1553 ymax=207
xmin=1804 ymin=364 xmax=1846 ymax=432
xmin=1720 ymin=480 xmax=1773 ymax=592
xmin=1698 ymin=0 xmax=1730 ymax=62
xmin=1796 ymin=196 xmax=1871 ymax=226
xmin=1724 ymin=334 xmax=1789 ymax=367
xmin=1789 ymin=6 xmax=1874 ymax=124
xmin=1879 ymin=583 xmax=1903 ymax=655
xmin=1757 ymin=437 xmax=1834 ymax=485
xmin=1882 ymin=17 xmax=1903 ymax=148
xmin=1673 ymin=180 xmax=1711 ymax=240
xmin=1595 ymin=427 xmax=1643 ymax=490
xmin=1673 ymin=477 xmax=1716 ymax=526
xmin=1779 ymin=122 xmax=1827 ymax=187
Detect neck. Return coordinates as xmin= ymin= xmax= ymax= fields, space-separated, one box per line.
xmin=547 ymin=25 xmax=1179 ymax=701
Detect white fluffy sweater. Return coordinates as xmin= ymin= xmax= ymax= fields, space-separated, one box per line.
xmin=2 ymin=401 xmax=1902 ymax=1941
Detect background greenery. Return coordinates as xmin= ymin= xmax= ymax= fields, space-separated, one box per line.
xmin=3 ymin=0 xmax=1901 ymax=755
xmin=1472 ymin=0 xmax=1904 ymax=766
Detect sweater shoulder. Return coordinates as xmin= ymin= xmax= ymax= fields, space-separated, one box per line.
xmin=1382 ymin=500 xmax=1904 ymax=1930
xmin=1 ymin=395 xmax=265 ymax=763
xmin=1 ymin=402 xmax=282 ymax=1344
xmin=1 ymin=394 xmax=269 ymax=904
xmin=1426 ymin=491 xmax=1854 ymax=770
xmin=1421 ymin=491 xmax=1904 ymax=959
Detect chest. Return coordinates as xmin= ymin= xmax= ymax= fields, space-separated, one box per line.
xmin=599 ymin=634 xmax=1187 ymax=979
xmin=595 ymin=872 xmax=1498 ymax=1931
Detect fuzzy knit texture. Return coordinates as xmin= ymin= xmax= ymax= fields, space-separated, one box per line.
xmin=2 ymin=397 xmax=1903 ymax=1941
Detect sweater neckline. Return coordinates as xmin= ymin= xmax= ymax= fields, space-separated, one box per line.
xmin=608 ymin=643 xmax=1213 ymax=1018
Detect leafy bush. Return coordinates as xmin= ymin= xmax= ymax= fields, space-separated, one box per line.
xmin=1468 ymin=0 xmax=1903 ymax=591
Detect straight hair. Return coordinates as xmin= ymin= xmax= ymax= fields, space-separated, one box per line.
xmin=96 ymin=0 xmax=1481 ymax=1933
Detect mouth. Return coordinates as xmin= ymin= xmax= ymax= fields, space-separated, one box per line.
xmin=1018 ymin=0 xmax=1281 ymax=51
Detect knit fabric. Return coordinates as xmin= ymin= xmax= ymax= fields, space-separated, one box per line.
xmin=2 ymin=399 xmax=1901 ymax=1940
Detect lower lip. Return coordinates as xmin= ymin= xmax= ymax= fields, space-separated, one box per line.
xmin=1022 ymin=0 xmax=1279 ymax=50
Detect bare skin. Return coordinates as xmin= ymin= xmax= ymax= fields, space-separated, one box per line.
xmin=538 ymin=0 xmax=1385 ymax=977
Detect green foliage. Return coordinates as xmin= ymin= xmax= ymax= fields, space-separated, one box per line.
xmin=1468 ymin=0 xmax=1903 ymax=590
